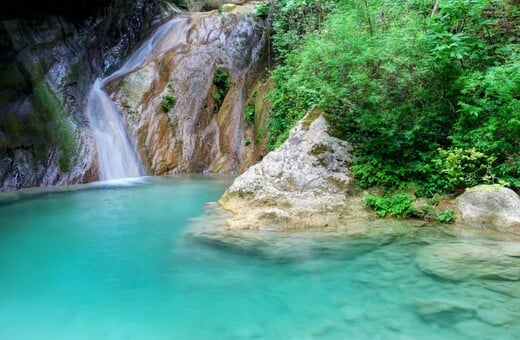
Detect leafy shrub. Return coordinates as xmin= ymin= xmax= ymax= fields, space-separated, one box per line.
xmin=436 ymin=209 xmax=456 ymax=224
xmin=244 ymin=104 xmax=255 ymax=125
xmin=364 ymin=193 xmax=415 ymax=219
xmin=254 ymin=3 xmax=270 ymax=18
xmin=434 ymin=147 xmax=496 ymax=191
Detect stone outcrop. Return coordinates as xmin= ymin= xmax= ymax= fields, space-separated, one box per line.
xmin=215 ymin=109 xmax=371 ymax=230
xmin=0 ymin=0 xmax=181 ymax=191
xmin=185 ymin=110 xmax=392 ymax=253
xmin=456 ymin=184 xmax=520 ymax=234
xmin=109 ymin=5 xmax=268 ymax=175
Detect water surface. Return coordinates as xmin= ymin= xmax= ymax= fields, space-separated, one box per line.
xmin=0 ymin=177 xmax=518 ymax=339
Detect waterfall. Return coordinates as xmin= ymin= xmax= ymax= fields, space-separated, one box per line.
xmin=86 ymin=16 xmax=186 ymax=180
xmin=87 ymin=80 xmax=143 ymax=180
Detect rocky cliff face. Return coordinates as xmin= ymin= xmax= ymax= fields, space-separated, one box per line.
xmin=0 ymin=0 xmax=181 ymax=190
xmin=108 ymin=4 xmax=268 ymax=175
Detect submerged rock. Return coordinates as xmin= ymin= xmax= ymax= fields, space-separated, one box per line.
xmin=187 ymin=201 xmax=421 ymax=261
xmin=456 ymin=184 xmax=520 ymax=234
xmin=416 ymin=242 xmax=520 ymax=281
xmin=414 ymin=299 xmax=476 ymax=327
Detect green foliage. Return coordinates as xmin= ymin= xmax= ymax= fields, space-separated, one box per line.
xmin=364 ymin=193 xmax=415 ymax=219
xmin=267 ymin=0 xmax=520 ymax=195
xmin=245 ymin=137 xmax=251 ymax=146
xmin=254 ymin=3 xmax=270 ymax=18
xmin=245 ymin=104 xmax=255 ymax=125
xmin=162 ymin=93 xmax=176 ymax=112
xmin=269 ymin=0 xmax=336 ymax=63
xmin=212 ymin=68 xmax=231 ymax=111
xmin=434 ymin=147 xmax=496 ymax=191
xmin=436 ymin=209 xmax=456 ymax=224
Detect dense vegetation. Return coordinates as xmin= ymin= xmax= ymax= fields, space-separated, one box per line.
xmin=267 ymin=0 xmax=520 ymax=201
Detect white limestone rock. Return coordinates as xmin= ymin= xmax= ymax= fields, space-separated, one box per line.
xmin=218 ymin=109 xmax=370 ymax=230
xmin=457 ymin=184 xmax=520 ymax=234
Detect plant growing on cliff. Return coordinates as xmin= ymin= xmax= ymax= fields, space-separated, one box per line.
xmin=212 ymin=68 xmax=231 ymax=111
xmin=162 ymin=93 xmax=176 ymax=113
xmin=245 ymin=104 xmax=255 ymax=125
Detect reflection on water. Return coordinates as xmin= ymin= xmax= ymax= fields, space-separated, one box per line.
xmin=0 ymin=177 xmax=518 ymax=339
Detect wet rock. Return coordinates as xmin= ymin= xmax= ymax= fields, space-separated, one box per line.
xmin=416 ymin=242 xmax=520 ymax=281
xmin=457 ymin=184 xmax=520 ymax=234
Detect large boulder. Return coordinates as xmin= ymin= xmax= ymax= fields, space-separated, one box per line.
xmin=456 ymin=185 xmax=520 ymax=234
xmin=217 ymin=109 xmax=371 ymax=230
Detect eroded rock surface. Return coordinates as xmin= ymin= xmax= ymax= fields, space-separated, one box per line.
xmin=456 ymin=184 xmax=520 ymax=234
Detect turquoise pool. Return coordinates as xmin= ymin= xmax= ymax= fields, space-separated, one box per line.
xmin=0 ymin=176 xmax=518 ymax=339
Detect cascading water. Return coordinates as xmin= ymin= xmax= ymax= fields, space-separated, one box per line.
xmin=85 ymin=16 xmax=187 ymax=180
xmin=87 ymin=80 xmax=143 ymax=180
